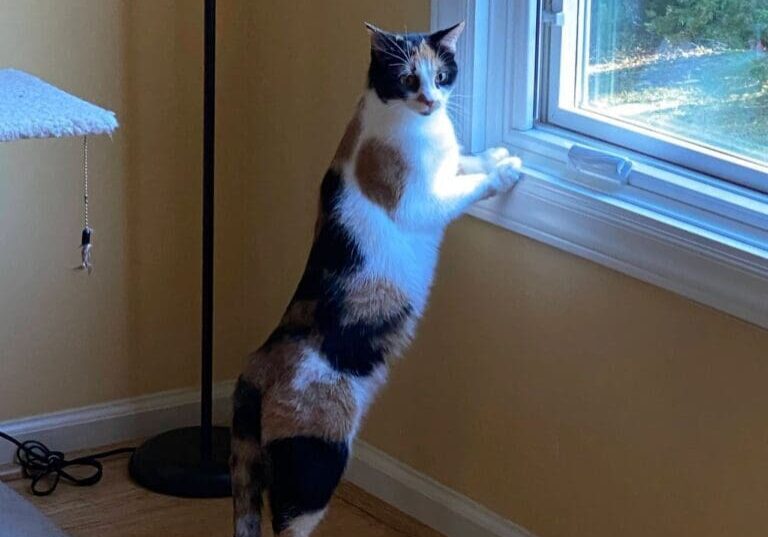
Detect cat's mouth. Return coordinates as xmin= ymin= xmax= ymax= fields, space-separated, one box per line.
xmin=418 ymin=104 xmax=439 ymax=116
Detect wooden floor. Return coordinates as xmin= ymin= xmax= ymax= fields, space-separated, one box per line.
xmin=4 ymin=451 xmax=444 ymax=537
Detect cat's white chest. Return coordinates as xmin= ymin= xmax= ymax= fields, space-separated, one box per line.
xmin=340 ymin=190 xmax=442 ymax=315
xmin=380 ymin=108 xmax=459 ymax=178
xmin=341 ymin=92 xmax=461 ymax=313
xmin=369 ymin=225 xmax=442 ymax=315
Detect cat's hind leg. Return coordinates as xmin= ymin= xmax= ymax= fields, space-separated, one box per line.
xmin=232 ymin=378 xmax=267 ymax=537
xmin=267 ymin=436 xmax=349 ymax=536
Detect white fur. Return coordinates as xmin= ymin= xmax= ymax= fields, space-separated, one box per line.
xmin=292 ymin=349 xmax=388 ymax=437
xmin=347 ymin=364 xmax=389 ymax=436
xmin=291 ymin=348 xmax=343 ymax=391
xmin=339 ymin=187 xmax=441 ymax=316
xmin=235 ymin=514 xmax=261 ymax=537
xmin=282 ymin=509 xmax=327 ymax=537
xmin=414 ymin=50 xmax=442 ymax=110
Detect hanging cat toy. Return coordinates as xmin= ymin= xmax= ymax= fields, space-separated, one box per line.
xmin=76 ymin=136 xmax=94 ymax=273
xmin=0 ymin=69 xmax=118 ymax=273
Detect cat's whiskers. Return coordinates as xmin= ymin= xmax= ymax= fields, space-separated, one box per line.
xmin=380 ymin=34 xmax=412 ymax=66
xmin=446 ymin=94 xmax=471 ymax=110
xmin=445 ymin=108 xmax=469 ymax=132
xmin=446 ymin=101 xmax=470 ymax=116
xmin=373 ymin=46 xmax=411 ymax=71
xmin=445 ymin=101 xmax=468 ymax=114
xmin=373 ymin=43 xmax=404 ymax=60
xmin=444 ymin=101 xmax=469 ymax=140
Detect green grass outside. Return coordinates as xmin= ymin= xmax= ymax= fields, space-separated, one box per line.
xmin=587 ymin=50 xmax=767 ymax=164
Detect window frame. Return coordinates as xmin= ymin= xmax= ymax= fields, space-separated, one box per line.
xmin=544 ymin=0 xmax=768 ymax=193
xmin=432 ymin=0 xmax=768 ymax=329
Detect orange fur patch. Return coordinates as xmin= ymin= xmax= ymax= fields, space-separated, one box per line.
xmin=260 ymin=373 xmax=356 ymax=444
xmin=379 ymin=314 xmax=417 ymax=358
xmin=230 ymin=437 xmax=262 ymax=509
xmin=341 ymin=278 xmax=409 ymax=326
xmin=241 ymin=341 xmax=357 ymax=444
xmin=242 ymin=341 xmax=301 ymax=389
xmin=415 ymin=40 xmax=441 ymax=65
xmin=341 ymin=277 xmax=415 ymax=361
xmin=355 ymin=138 xmax=408 ymax=212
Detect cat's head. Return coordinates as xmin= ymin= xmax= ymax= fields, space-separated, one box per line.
xmin=365 ymin=22 xmax=465 ymax=116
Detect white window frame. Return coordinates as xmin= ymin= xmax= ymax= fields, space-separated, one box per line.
xmin=545 ymin=0 xmax=768 ymax=193
xmin=432 ymin=0 xmax=768 ymax=328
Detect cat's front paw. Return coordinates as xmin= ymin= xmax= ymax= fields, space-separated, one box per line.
xmin=480 ymin=146 xmax=510 ymax=173
xmin=486 ymin=156 xmax=522 ymax=197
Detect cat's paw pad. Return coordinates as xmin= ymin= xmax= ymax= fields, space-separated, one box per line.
xmin=480 ymin=146 xmax=510 ymax=171
xmin=490 ymin=156 xmax=522 ymax=193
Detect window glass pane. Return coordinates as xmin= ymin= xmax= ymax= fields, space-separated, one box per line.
xmin=583 ymin=0 xmax=767 ymax=165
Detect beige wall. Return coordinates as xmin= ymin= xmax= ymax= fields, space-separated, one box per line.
xmin=1 ymin=0 xmax=136 ymax=417
xmin=3 ymin=2 xmax=768 ymax=537
xmin=365 ymin=218 xmax=768 ymax=537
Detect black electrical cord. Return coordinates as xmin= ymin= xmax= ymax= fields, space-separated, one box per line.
xmin=0 ymin=430 xmax=135 ymax=496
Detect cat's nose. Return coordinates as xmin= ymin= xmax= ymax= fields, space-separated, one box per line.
xmin=417 ymin=94 xmax=435 ymax=108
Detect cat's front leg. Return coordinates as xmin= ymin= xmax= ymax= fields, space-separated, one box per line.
xmin=436 ymin=156 xmax=522 ymax=223
xmin=458 ymin=146 xmax=511 ymax=175
xmin=483 ymin=155 xmax=523 ymax=199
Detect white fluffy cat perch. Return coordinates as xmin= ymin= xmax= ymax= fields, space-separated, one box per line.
xmin=0 ymin=68 xmax=119 ymax=272
xmin=0 ymin=69 xmax=117 ymax=141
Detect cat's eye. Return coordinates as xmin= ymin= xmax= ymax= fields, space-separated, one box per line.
xmin=435 ymin=71 xmax=448 ymax=85
xmin=401 ymin=74 xmax=420 ymax=92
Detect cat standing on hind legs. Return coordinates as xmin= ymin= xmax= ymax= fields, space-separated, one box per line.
xmin=231 ymin=21 xmax=521 ymax=537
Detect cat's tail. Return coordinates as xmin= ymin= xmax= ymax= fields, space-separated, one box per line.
xmin=231 ymin=377 xmax=266 ymax=537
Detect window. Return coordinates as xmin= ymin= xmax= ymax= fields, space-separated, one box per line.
xmin=544 ymin=0 xmax=768 ymax=192
xmin=432 ymin=0 xmax=768 ymax=328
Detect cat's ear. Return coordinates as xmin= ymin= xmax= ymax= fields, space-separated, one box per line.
xmin=430 ymin=21 xmax=465 ymax=53
xmin=364 ymin=22 xmax=383 ymax=37
xmin=364 ymin=22 xmax=391 ymax=54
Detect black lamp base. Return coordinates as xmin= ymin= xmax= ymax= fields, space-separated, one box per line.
xmin=129 ymin=426 xmax=232 ymax=498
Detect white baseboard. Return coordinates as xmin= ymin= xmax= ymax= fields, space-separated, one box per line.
xmin=0 ymin=380 xmax=236 ymax=468
xmin=0 ymin=382 xmax=535 ymax=537
xmin=347 ymin=441 xmax=536 ymax=537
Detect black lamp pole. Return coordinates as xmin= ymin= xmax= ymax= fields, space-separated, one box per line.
xmin=200 ymin=0 xmax=217 ymax=466
xmin=129 ymin=0 xmax=232 ymax=498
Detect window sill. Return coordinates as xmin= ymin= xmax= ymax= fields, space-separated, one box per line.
xmin=468 ymin=128 xmax=768 ymax=329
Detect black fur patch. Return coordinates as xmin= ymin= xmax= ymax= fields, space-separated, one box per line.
xmin=270 ymin=167 xmax=415 ymax=375
xmin=429 ymin=27 xmax=462 ymax=86
xmin=434 ymin=49 xmax=459 ymax=87
xmin=317 ymin=291 xmax=412 ymax=376
xmin=263 ymin=322 xmax=313 ymax=348
xmin=232 ymin=377 xmax=262 ymax=441
xmin=267 ymin=436 xmax=349 ymax=533
xmin=367 ymin=33 xmax=422 ymax=102
xmin=263 ymin=170 xmax=363 ymax=351
xmin=294 ymin=170 xmax=363 ymax=301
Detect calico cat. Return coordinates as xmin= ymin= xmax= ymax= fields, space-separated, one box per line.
xmin=231 ymin=21 xmax=521 ymax=537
